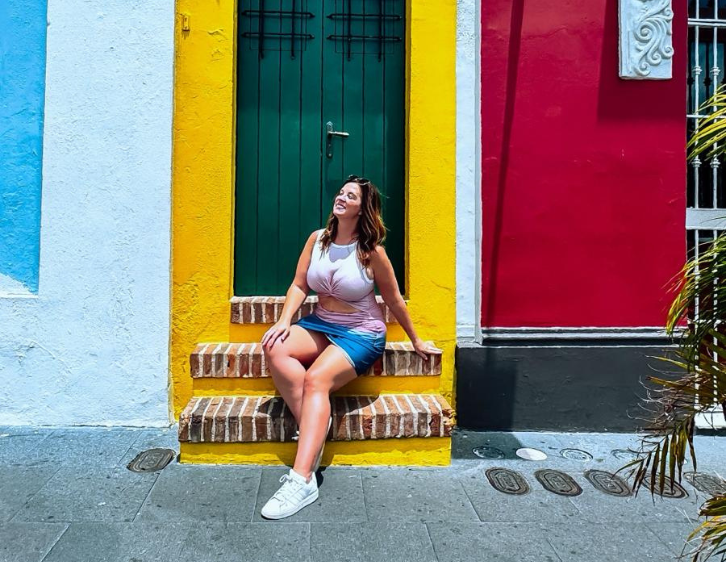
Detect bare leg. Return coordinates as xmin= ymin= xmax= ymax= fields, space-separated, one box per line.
xmin=263 ymin=325 xmax=329 ymax=424
xmin=293 ymin=345 xmax=358 ymax=481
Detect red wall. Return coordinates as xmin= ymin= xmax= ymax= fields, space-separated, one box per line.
xmin=480 ymin=0 xmax=687 ymax=328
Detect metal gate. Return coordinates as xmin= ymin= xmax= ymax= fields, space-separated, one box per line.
xmin=687 ymin=0 xmax=726 ymax=427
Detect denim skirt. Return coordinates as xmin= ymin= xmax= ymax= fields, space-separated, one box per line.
xmin=293 ymin=314 xmax=386 ymax=375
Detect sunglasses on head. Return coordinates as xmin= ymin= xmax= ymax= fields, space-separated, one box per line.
xmin=347 ymin=174 xmax=371 ymax=185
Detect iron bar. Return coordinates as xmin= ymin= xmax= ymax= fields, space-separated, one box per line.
xmin=327 ymin=34 xmax=401 ymax=41
xmin=347 ymin=0 xmax=353 ymax=60
xmin=291 ymin=0 xmax=297 ymax=58
xmin=241 ymin=9 xmax=314 ymax=18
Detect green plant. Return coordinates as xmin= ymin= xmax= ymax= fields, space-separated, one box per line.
xmin=622 ymin=84 xmax=726 ymax=561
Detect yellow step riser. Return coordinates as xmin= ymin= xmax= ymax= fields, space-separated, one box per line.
xmin=230 ymin=323 xmax=408 ymax=343
xmin=179 ymin=437 xmax=451 ymax=466
xmin=190 ymin=377 xmax=443 ymax=396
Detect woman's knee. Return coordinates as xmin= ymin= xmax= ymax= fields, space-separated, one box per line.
xmin=262 ymin=337 xmax=293 ymax=363
xmin=302 ymin=369 xmax=333 ymax=394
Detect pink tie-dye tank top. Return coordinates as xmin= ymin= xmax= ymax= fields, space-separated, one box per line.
xmin=306 ymin=229 xmax=386 ymax=334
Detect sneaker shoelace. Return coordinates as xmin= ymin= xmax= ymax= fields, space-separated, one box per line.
xmin=271 ymin=474 xmax=304 ymax=504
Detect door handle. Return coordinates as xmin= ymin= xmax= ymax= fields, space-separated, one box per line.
xmin=326 ymin=121 xmax=349 ymax=158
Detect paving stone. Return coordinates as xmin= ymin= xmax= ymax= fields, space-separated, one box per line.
xmin=254 ymin=467 xmax=366 ymax=523
xmin=0 ymin=429 xmax=53 ymax=465
xmin=0 ymin=522 xmax=68 ymax=562
xmin=452 ymin=429 xmax=559 ymax=461
xmin=456 ymin=465 xmax=582 ymax=522
xmin=40 ymin=522 xmax=188 ymax=562
xmin=14 ymin=466 xmax=157 ymax=523
xmin=0 ymin=426 xmax=55 ymax=437
xmin=0 ymin=466 xmax=60 ymax=523
xmin=13 ymin=428 xmax=141 ymax=468
xmin=452 ymin=430 xmax=576 ymax=472
xmin=551 ymin=432 xmax=645 ymax=462
xmin=691 ymin=435 xmax=726 ymax=471
xmin=135 ymin=463 xmax=261 ymax=523
xmin=426 ymin=522 xmax=561 ymax=562
xmin=310 ymin=522 xmax=436 ymax=562
xmin=360 ymin=467 xmax=479 ymax=523
xmin=643 ymin=521 xmax=703 ymax=558
xmin=571 ymin=471 xmax=702 ymax=524
xmin=543 ymin=521 xmax=679 ymax=562
xmin=182 ymin=522 xmax=310 ymax=562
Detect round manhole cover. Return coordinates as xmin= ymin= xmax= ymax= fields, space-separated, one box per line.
xmin=127 ymin=448 xmax=176 ymax=473
xmin=485 ymin=467 xmax=530 ymax=495
xmin=643 ymin=476 xmax=688 ymax=499
xmin=516 ymin=447 xmax=547 ymax=461
xmin=611 ymin=449 xmax=640 ymax=461
xmin=584 ymin=470 xmax=631 ymax=497
xmin=561 ymin=448 xmax=593 ymax=462
xmin=472 ymin=446 xmax=505 ymax=460
xmin=684 ymin=472 xmax=726 ymax=496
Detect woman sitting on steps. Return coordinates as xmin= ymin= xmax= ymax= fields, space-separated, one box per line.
xmin=260 ymin=174 xmax=440 ymax=520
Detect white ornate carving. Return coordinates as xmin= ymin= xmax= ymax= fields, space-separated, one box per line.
xmin=619 ymin=0 xmax=674 ymax=80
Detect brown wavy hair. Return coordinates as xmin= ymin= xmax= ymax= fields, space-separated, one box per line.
xmin=319 ymin=175 xmax=387 ymax=267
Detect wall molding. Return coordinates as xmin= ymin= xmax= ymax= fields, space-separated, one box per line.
xmin=619 ymin=0 xmax=674 ymax=79
xmin=479 ymin=326 xmax=680 ymax=342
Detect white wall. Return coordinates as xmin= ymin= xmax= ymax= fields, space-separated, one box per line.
xmin=0 ymin=0 xmax=175 ymax=426
xmin=456 ymin=0 xmax=481 ymax=341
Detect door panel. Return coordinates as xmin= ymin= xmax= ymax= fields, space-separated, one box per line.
xmin=235 ymin=0 xmax=405 ymax=296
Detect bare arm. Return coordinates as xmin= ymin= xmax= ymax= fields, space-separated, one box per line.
xmin=262 ymin=230 xmax=319 ymax=348
xmin=369 ymin=246 xmax=441 ymax=359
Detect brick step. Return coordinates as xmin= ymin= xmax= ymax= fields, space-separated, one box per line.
xmin=178 ymin=394 xmax=453 ymax=443
xmin=190 ymin=341 xmax=441 ymax=379
xmin=230 ymin=295 xmax=399 ymax=325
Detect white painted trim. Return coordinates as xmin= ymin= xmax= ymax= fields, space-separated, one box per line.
xmin=457 ymin=323 xmax=477 ymax=340
xmin=456 ymin=0 xmax=481 ymax=343
xmin=480 ymin=327 xmax=680 ymax=341
xmin=695 ymin=407 xmax=726 ymax=430
xmin=474 ymin=0 xmax=483 ymax=346
xmin=686 ymin=208 xmax=726 ymax=230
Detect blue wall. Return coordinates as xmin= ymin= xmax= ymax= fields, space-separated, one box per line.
xmin=0 ymin=0 xmax=47 ymax=293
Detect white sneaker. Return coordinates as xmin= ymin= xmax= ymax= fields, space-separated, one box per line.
xmin=260 ymin=469 xmax=319 ymax=520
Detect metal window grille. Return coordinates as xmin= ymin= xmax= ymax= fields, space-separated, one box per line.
xmin=687 ymin=0 xmax=726 ymax=428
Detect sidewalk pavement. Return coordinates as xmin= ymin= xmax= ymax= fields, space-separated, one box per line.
xmin=0 ymin=425 xmax=724 ymax=562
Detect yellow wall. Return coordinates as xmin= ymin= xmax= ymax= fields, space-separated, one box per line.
xmin=171 ymin=0 xmax=457 ymax=426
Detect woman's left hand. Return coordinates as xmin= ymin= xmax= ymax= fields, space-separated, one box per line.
xmin=412 ymin=338 xmax=442 ymax=360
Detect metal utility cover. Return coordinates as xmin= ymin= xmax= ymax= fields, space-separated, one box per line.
xmin=127 ymin=448 xmax=176 ymax=473
xmin=485 ymin=467 xmax=530 ymax=496
xmin=472 ymin=446 xmax=505 ymax=460
xmin=561 ymin=448 xmax=593 ymax=462
xmin=684 ymin=472 xmax=726 ymax=496
xmin=535 ymin=469 xmax=583 ymax=496
xmin=643 ymin=476 xmax=688 ymax=499
xmin=584 ymin=470 xmax=632 ymax=497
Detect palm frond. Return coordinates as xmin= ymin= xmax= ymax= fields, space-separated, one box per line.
xmin=623 ymin=189 xmax=726 ymax=559
xmin=688 ymin=83 xmax=726 ymax=162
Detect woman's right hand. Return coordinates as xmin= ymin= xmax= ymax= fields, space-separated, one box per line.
xmin=262 ymin=320 xmax=292 ymax=350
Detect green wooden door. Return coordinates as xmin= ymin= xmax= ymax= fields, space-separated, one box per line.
xmin=234 ymin=0 xmax=405 ymax=296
